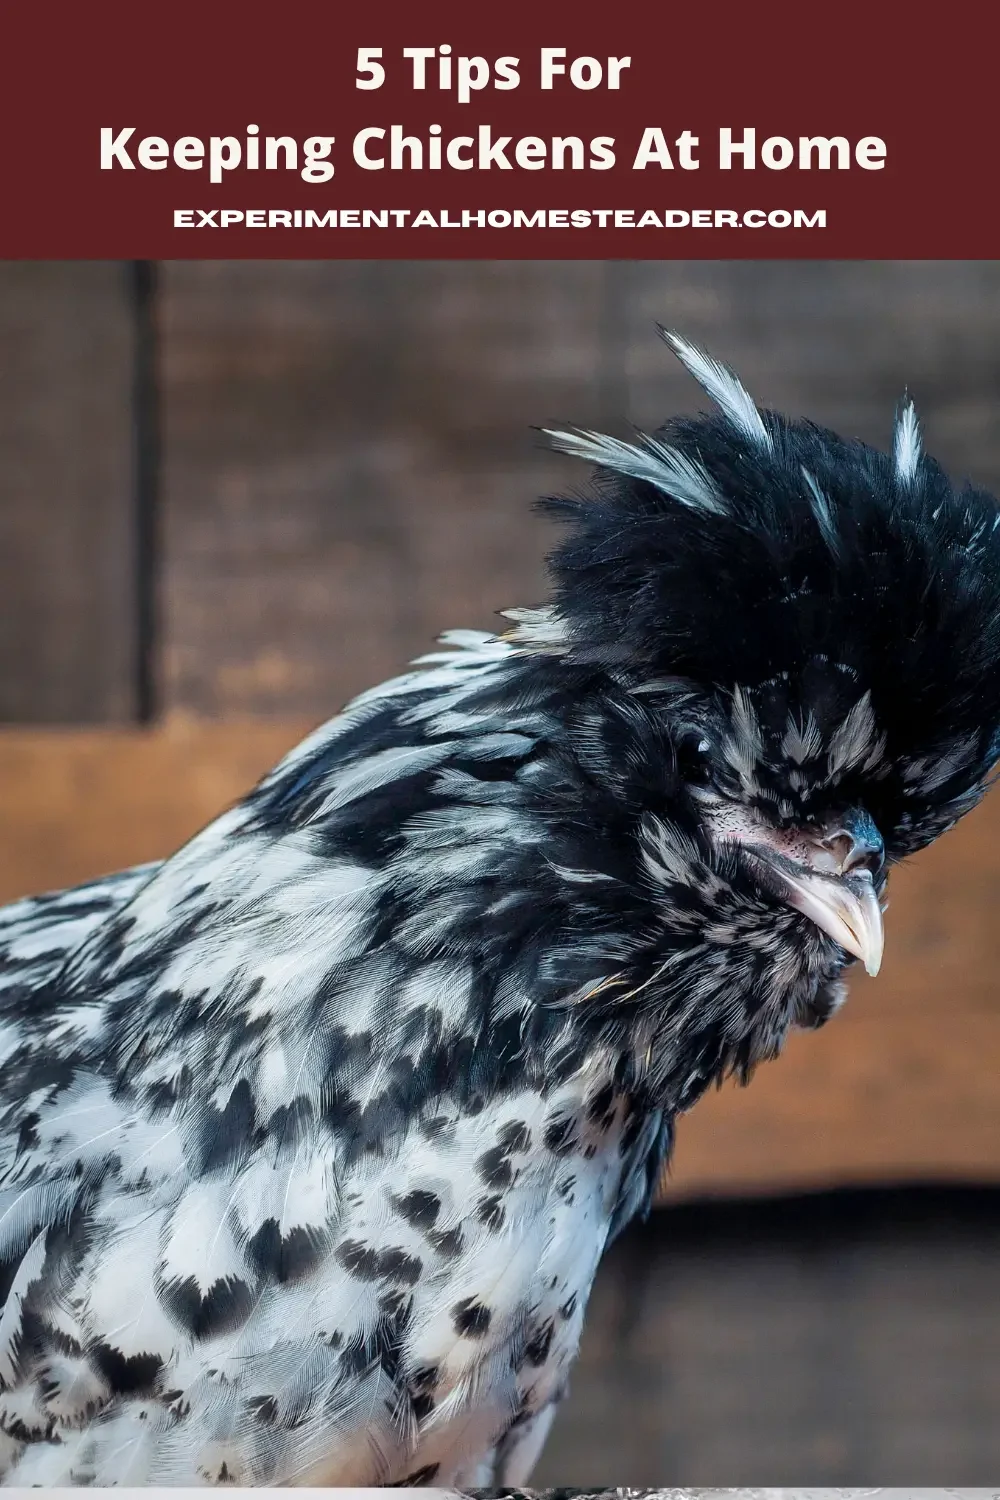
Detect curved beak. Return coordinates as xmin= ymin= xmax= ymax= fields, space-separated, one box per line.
xmin=776 ymin=864 xmax=884 ymax=976
xmin=740 ymin=807 xmax=886 ymax=977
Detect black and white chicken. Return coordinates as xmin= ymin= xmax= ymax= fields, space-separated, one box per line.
xmin=2 ymin=330 xmax=1000 ymax=1486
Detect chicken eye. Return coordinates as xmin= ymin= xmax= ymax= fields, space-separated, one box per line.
xmin=677 ymin=734 xmax=716 ymax=787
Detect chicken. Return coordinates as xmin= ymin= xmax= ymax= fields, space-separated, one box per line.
xmin=2 ymin=330 xmax=999 ymax=1486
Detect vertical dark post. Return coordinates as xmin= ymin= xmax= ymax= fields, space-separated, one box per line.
xmin=130 ymin=260 xmax=159 ymax=723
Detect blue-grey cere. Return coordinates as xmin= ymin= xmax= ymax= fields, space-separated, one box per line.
xmin=2 ymin=329 xmax=1000 ymax=1485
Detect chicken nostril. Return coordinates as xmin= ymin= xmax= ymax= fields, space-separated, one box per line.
xmin=821 ymin=832 xmax=855 ymax=866
xmin=820 ymin=829 xmax=883 ymax=874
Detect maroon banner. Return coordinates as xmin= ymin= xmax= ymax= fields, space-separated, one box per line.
xmin=1 ymin=0 xmax=996 ymax=258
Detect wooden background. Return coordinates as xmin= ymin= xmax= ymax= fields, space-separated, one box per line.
xmin=4 ymin=260 xmax=1000 ymax=1482
xmin=3 ymin=260 xmax=1000 ymax=1199
xmin=537 ymin=1186 xmax=1000 ymax=1484
xmin=8 ymin=261 xmax=1000 ymax=722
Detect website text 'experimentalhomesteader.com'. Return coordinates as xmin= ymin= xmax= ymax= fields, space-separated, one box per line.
xmin=172 ymin=206 xmax=827 ymax=231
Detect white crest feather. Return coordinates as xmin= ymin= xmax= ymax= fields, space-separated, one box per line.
xmin=801 ymin=467 xmax=840 ymax=554
xmin=827 ymin=691 xmax=880 ymax=777
xmin=781 ymin=709 xmax=824 ymax=765
xmin=658 ymin=328 xmax=773 ymax=451
xmin=893 ymin=397 xmax=922 ymax=484
xmin=722 ymin=685 xmax=765 ymax=784
xmin=543 ymin=427 xmax=728 ymax=515
xmin=499 ymin=605 xmax=569 ymax=652
xmin=730 ymin=686 xmax=763 ymax=756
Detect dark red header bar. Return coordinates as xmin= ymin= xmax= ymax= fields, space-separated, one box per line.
xmin=2 ymin=1 xmax=995 ymax=258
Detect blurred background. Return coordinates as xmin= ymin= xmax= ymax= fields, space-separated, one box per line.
xmin=2 ymin=260 xmax=1000 ymax=1482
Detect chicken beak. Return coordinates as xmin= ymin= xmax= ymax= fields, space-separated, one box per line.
xmin=777 ymin=865 xmax=885 ymax=976
xmin=735 ymin=807 xmax=886 ymax=976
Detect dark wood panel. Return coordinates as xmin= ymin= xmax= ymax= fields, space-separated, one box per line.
xmin=620 ymin=261 xmax=1000 ymax=489
xmin=538 ymin=1190 xmax=1000 ymax=1485
xmin=159 ymin=261 xmax=620 ymax=716
xmin=0 ymin=262 xmax=136 ymax=721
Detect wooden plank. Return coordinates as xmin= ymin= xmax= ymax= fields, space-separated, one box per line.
xmin=1 ymin=724 xmax=999 ymax=1197
xmin=0 ymin=263 xmax=136 ymax=722
xmin=0 ymin=721 xmax=309 ymax=900
xmin=666 ymin=1011 xmax=1000 ymax=1198
xmin=159 ymin=261 xmax=619 ymax=717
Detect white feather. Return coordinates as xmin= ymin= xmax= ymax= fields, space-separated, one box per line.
xmin=0 ymin=1230 xmax=48 ymax=1385
xmin=801 ymin=467 xmax=840 ymax=554
xmin=894 ymin=397 xmax=922 ymax=483
xmin=827 ymin=691 xmax=880 ymax=777
xmin=158 ymin=1179 xmax=249 ymax=1296
xmin=543 ymin=426 xmax=728 ymax=514
xmin=659 ymin=328 xmax=773 ymax=450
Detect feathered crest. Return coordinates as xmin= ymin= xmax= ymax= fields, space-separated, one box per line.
xmin=540 ymin=327 xmax=1000 ymax=814
xmin=543 ymin=329 xmax=777 ymax=513
xmin=893 ymin=397 xmax=922 ymax=484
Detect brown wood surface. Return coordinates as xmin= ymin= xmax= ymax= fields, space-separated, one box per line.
xmin=0 ymin=263 xmax=137 ymax=722
xmin=1 ymin=722 xmax=997 ymax=1199
xmin=159 ymin=261 xmax=620 ymax=716
xmin=0 ymin=720 xmax=310 ymax=899
xmin=157 ymin=262 xmax=1000 ymax=721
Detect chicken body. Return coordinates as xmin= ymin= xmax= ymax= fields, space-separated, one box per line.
xmin=0 ymin=637 xmax=714 ymax=1486
xmin=3 ymin=331 xmax=1000 ymax=1485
